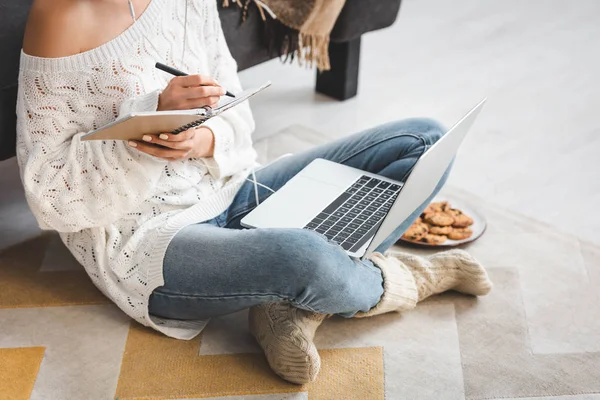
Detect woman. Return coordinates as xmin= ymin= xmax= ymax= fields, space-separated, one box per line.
xmin=18 ymin=0 xmax=492 ymax=384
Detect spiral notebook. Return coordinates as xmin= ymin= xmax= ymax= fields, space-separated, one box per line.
xmin=81 ymin=82 xmax=271 ymax=141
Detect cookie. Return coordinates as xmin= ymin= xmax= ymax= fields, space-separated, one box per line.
xmin=448 ymin=227 xmax=473 ymax=240
xmin=439 ymin=201 xmax=451 ymax=212
xmin=424 ymin=212 xmax=454 ymax=227
xmin=447 ymin=208 xmax=474 ymax=228
xmin=422 ymin=201 xmax=449 ymax=216
xmin=420 ymin=234 xmax=447 ymax=245
xmin=428 ymin=224 xmax=453 ymax=235
xmin=402 ymin=222 xmax=429 ymax=241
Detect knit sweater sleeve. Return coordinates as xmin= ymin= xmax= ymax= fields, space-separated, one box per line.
xmin=16 ymin=70 xmax=166 ymax=233
xmin=198 ymin=0 xmax=257 ymax=179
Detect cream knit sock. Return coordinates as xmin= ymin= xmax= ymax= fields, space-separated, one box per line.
xmin=249 ymin=302 xmax=327 ymax=384
xmin=355 ymin=249 xmax=492 ymax=318
xmin=391 ymin=249 xmax=493 ymax=301
xmin=353 ymin=252 xmax=419 ymax=318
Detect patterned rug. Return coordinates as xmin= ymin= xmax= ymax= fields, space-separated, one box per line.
xmin=1 ymin=126 xmax=599 ymax=400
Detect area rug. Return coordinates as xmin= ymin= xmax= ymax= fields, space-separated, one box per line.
xmin=1 ymin=126 xmax=599 ymax=400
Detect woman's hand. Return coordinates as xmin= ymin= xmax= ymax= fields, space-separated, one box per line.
xmin=158 ymin=75 xmax=225 ymax=111
xmin=128 ymin=126 xmax=215 ymax=161
xmin=131 ymin=74 xmax=221 ymax=160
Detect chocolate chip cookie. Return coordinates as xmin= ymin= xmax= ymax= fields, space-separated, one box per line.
xmin=428 ymin=224 xmax=454 ymax=235
xmin=448 ymin=227 xmax=473 ymax=240
xmin=422 ymin=201 xmax=449 ymax=216
xmin=420 ymin=234 xmax=447 ymax=245
xmin=424 ymin=212 xmax=455 ymax=227
xmin=447 ymin=208 xmax=474 ymax=228
xmin=401 ymin=222 xmax=429 ymax=241
xmin=401 ymin=200 xmax=477 ymax=245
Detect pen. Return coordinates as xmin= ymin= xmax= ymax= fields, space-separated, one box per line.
xmin=155 ymin=62 xmax=235 ymax=98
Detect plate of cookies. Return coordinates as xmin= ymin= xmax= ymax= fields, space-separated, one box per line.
xmin=398 ymin=198 xmax=486 ymax=247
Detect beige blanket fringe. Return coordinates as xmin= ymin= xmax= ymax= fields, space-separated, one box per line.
xmin=223 ymin=0 xmax=346 ymax=71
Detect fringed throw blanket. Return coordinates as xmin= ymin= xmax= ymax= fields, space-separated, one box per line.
xmin=222 ymin=0 xmax=346 ymax=71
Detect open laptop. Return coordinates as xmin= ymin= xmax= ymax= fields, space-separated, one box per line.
xmin=241 ymin=99 xmax=486 ymax=259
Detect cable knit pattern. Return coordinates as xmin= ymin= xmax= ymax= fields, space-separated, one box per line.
xmin=16 ymin=0 xmax=257 ymax=339
xmin=355 ymin=250 xmax=492 ymax=318
xmin=249 ymin=303 xmax=327 ymax=384
xmin=353 ymin=252 xmax=418 ymax=318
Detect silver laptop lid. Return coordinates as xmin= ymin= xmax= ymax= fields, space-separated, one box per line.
xmin=362 ymin=99 xmax=486 ymax=258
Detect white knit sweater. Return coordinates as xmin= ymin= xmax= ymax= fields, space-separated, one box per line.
xmin=16 ymin=0 xmax=257 ymax=339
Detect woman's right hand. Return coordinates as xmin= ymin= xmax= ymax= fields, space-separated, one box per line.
xmin=157 ymin=75 xmax=225 ymax=111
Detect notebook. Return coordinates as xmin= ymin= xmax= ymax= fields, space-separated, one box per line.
xmin=81 ymin=81 xmax=271 ymax=141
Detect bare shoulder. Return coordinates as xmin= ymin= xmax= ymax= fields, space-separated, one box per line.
xmin=23 ymin=0 xmax=91 ymax=58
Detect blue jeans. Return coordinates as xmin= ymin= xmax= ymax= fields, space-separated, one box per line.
xmin=149 ymin=118 xmax=449 ymax=320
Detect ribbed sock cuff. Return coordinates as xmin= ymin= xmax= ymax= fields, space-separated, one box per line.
xmin=354 ymin=252 xmax=418 ymax=318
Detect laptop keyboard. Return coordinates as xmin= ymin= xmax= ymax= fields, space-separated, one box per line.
xmin=303 ymin=175 xmax=402 ymax=252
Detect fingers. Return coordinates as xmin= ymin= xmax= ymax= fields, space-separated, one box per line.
xmin=185 ymin=85 xmax=225 ymax=98
xmin=158 ymin=74 xmax=223 ymax=111
xmin=141 ymin=135 xmax=192 ymax=150
xmin=183 ymin=97 xmax=220 ymax=110
xmin=128 ymin=140 xmax=190 ymax=160
xmin=176 ymin=74 xmax=218 ymax=87
xmin=159 ymin=94 xmax=219 ymax=111
xmin=154 ymin=128 xmax=196 ymax=143
xmin=174 ymin=84 xmax=223 ymax=110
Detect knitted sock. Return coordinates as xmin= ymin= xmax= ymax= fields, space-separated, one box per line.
xmin=249 ymin=302 xmax=327 ymax=384
xmin=353 ymin=252 xmax=419 ymax=318
xmin=355 ymin=249 xmax=492 ymax=318
xmin=389 ymin=249 xmax=493 ymax=301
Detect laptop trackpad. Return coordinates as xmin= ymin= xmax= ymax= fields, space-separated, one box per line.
xmin=241 ymin=176 xmax=345 ymax=229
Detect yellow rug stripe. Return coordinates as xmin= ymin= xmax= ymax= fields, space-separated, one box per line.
xmin=116 ymin=323 xmax=384 ymax=399
xmin=0 ymin=347 xmax=46 ymax=400
xmin=0 ymin=235 xmax=109 ymax=308
xmin=310 ymin=347 xmax=385 ymax=400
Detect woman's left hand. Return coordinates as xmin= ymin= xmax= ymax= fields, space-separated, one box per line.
xmin=127 ymin=126 xmax=215 ymax=161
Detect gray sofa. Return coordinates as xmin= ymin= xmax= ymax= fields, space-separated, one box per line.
xmin=0 ymin=0 xmax=402 ymax=161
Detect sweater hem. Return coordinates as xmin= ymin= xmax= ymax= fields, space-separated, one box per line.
xmin=138 ymin=172 xmax=249 ymax=339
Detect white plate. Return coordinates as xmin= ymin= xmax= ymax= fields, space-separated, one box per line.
xmin=398 ymin=196 xmax=487 ymax=247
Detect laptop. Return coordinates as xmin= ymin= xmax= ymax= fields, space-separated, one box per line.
xmin=241 ymin=99 xmax=486 ymax=259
